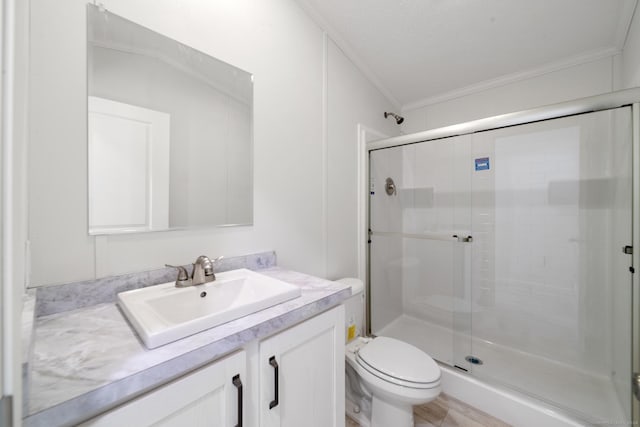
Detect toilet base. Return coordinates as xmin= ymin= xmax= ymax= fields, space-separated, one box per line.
xmin=371 ymin=396 xmax=413 ymax=427
xmin=346 ymin=396 xmax=370 ymax=427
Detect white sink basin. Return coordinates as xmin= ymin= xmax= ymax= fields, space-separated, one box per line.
xmin=118 ymin=268 xmax=301 ymax=349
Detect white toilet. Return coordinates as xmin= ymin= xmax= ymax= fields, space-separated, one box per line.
xmin=339 ymin=278 xmax=441 ymax=427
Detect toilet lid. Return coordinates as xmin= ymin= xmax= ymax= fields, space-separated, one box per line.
xmin=356 ymin=337 xmax=440 ymax=385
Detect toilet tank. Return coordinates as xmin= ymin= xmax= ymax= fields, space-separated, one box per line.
xmin=337 ymin=278 xmax=365 ymax=343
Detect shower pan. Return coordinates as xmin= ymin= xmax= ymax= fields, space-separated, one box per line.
xmin=367 ymin=95 xmax=638 ymax=426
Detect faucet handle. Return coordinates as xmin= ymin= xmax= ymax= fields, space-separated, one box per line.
xmin=209 ymin=255 xmax=223 ymax=271
xmin=206 ymin=256 xmax=224 ymax=277
xmin=203 ymin=256 xmax=223 ymax=275
xmin=165 ymin=264 xmax=192 ymax=288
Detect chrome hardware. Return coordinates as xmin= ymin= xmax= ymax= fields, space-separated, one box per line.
xmin=453 ymin=235 xmax=473 ymax=243
xmin=192 ymin=255 xmax=214 ymax=285
xmin=192 ymin=255 xmax=223 ymax=285
xmin=623 ymin=245 xmax=633 ymax=255
xmin=165 ymin=264 xmax=192 ymax=288
xmin=166 ymin=255 xmax=223 ymax=288
xmin=385 ymin=177 xmax=397 ymax=196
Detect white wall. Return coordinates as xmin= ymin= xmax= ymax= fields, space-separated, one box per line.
xmin=3 ymin=0 xmax=29 ymax=421
xmin=28 ymin=0 xmax=398 ymax=286
xmin=621 ymin=3 xmax=640 ymax=88
xmin=326 ymin=40 xmax=398 ymax=280
xmin=401 ymin=56 xmax=616 ymax=133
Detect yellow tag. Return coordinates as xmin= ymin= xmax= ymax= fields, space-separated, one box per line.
xmin=347 ymin=324 xmax=356 ymax=341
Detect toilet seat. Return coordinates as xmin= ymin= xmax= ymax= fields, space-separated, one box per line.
xmin=355 ymin=337 xmax=440 ymax=389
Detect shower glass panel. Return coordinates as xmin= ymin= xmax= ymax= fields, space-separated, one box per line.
xmin=369 ymin=135 xmax=473 ymax=370
xmin=468 ymin=108 xmax=633 ymax=424
xmin=368 ymin=107 xmax=633 ymax=425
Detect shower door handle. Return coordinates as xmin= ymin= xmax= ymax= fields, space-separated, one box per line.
xmin=453 ymin=235 xmax=473 ymax=243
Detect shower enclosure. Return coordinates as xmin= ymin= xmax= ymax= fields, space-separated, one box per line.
xmin=368 ymin=102 xmax=637 ymax=425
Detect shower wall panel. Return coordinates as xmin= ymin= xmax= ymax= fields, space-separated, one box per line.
xmin=370 ymin=146 xmax=403 ymax=234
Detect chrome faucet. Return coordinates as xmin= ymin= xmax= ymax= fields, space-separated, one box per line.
xmin=166 ymin=255 xmax=223 ymax=288
xmin=192 ymin=255 xmax=216 ymax=285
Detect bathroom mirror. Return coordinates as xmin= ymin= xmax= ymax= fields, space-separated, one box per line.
xmin=87 ymin=5 xmax=253 ymax=235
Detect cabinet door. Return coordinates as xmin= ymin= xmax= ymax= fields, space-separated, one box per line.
xmin=260 ymin=306 xmax=345 ymax=427
xmin=82 ymin=350 xmax=246 ymax=427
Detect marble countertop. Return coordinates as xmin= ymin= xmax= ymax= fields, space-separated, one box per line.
xmin=24 ymin=267 xmax=351 ymax=427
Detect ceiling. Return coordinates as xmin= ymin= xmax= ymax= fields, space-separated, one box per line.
xmin=297 ymin=0 xmax=638 ymax=109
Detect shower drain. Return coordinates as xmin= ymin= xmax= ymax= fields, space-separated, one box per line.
xmin=465 ymin=355 xmax=483 ymax=365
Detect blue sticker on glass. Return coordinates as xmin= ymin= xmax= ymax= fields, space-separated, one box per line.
xmin=475 ymin=157 xmax=490 ymax=171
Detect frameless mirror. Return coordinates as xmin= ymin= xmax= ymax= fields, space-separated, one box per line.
xmin=87 ymin=4 xmax=253 ymax=235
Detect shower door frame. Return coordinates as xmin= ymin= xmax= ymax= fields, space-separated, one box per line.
xmin=364 ymin=87 xmax=640 ymax=424
xmin=356 ymin=123 xmax=389 ymax=336
xmin=633 ymin=101 xmax=640 ymax=424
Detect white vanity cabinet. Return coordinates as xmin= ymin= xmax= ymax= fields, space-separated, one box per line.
xmin=81 ymin=350 xmax=246 ymax=427
xmin=258 ymin=305 xmax=345 ymax=427
xmin=79 ymin=305 xmax=344 ymax=427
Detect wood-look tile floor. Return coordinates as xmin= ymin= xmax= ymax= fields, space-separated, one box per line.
xmin=346 ymin=393 xmax=512 ymax=427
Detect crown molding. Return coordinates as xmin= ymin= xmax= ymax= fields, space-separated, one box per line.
xmin=402 ymin=47 xmax=620 ymax=112
xmin=295 ymin=0 xmax=402 ymax=110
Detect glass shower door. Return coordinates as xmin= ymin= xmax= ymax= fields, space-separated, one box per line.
xmin=467 ymin=107 xmax=634 ymax=424
xmin=369 ymin=135 xmax=473 ymax=370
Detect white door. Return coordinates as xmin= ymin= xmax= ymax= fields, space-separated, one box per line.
xmin=88 ymin=97 xmax=170 ymax=234
xmin=82 ymin=350 xmax=246 ymax=427
xmin=259 ymin=306 xmax=345 ymax=427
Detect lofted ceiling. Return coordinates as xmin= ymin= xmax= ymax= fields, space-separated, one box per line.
xmin=297 ymin=0 xmax=638 ymax=109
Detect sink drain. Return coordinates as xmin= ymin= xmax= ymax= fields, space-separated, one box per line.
xmin=465 ymin=355 xmax=483 ymax=365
